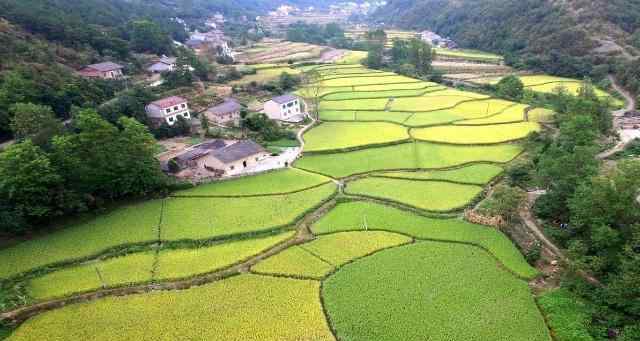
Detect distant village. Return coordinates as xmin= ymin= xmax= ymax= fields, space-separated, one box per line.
xmin=74 ymin=11 xmax=313 ymax=182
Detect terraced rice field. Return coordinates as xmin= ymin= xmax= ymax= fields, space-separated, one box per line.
xmin=2 ymin=62 xmax=551 ymax=340
xmin=322 ymin=242 xmax=550 ymax=341
xmin=230 ymin=66 xmax=301 ymax=85
xmin=379 ymin=163 xmax=504 ymax=185
xmin=472 ymin=74 xmax=621 ymax=105
xmin=346 ymin=177 xmax=483 ymax=211
xmin=161 ymin=183 xmax=336 ymax=240
xmin=296 ymin=142 xmax=522 ymax=178
xmin=303 ymin=122 xmax=409 ymax=152
xmin=10 ymin=274 xmax=334 ymax=341
xmin=174 ymin=168 xmax=329 ymax=196
xmin=413 ymin=121 xmax=540 ymax=144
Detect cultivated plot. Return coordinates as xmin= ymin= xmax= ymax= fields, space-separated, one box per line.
xmin=252 ymin=231 xmax=412 ymax=279
xmin=174 ymin=168 xmax=329 ymax=196
xmin=295 ymin=142 xmax=522 ymax=178
xmin=10 ymin=274 xmax=334 ymax=341
xmin=322 ymin=242 xmax=551 ymax=341
xmin=161 ymin=183 xmax=336 ymax=240
xmin=413 ymin=122 xmax=540 ymax=144
xmin=312 ymin=201 xmax=538 ymax=279
xmin=0 ymin=200 xmax=163 ymax=279
xmin=379 ymin=164 xmax=504 ymax=185
xmin=303 ymin=122 xmax=409 ymax=152
xmin=346 ymin=177 xmax=483 ymax=212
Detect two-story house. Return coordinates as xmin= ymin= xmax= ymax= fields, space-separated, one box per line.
xmin=145 ymin=96 xmax=191 ymax=127
xmin=264 ymin=94 xmax=305 ymax=123
xmin=78 ymin=62 xmax=124 ymax=80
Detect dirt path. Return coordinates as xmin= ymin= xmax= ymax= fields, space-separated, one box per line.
xmin=597 ymin=76 xmax=636 ymax=160
xmin=520 ymin=190 xmax=602 ymax=286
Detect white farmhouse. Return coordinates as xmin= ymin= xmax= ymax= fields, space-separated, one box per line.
xmin=145 ymin=96 xmax=191 ymax=127
xmin=264 ymin=94 xmax=305 ymax=123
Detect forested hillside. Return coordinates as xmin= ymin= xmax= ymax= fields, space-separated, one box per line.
xmin=372 ymin=0 xmax=640 ymax=93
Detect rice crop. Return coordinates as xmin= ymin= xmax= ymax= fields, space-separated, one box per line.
xmin=303 ymin=122 xmax=409 ymax=152
xmin=412 ymin=122 xmax=540 ymax=144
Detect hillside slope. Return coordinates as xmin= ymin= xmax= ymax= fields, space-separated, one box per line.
xmin=372 ymin=0 xmax=640 ymax=90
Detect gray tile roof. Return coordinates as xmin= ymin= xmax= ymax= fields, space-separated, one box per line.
xmin=206 ymin=99 xmax=242 ymax=116
xmin=86 ymin=62 xmax=124 ymax=72
xmin=172 ymin=139 xmax=227 ymax=165
xmin=271 ymin=94 xmax=298 ymax=104
xmin=211 ymin=140 xmax=265 ymax=164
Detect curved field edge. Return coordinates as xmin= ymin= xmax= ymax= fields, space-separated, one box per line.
xmin=172 ymin=168 xmax=331 ymax=197
xmin=312 ymin=201 xmax=538 ymax=279
xmin=302 ymin=122 xmax=411 ymax=153
xmin=321 ymin=242 xmax=551 ymax=341
xmin=345 ymin=177 xmax=484 ymax=213
xmin=7 ymin=274 xmax=334 ymax=341
xmin=250 ymin=231 xmax=413 ymax=280
xmin=26 ymin=231 xmax=297 ymax=301
xmin=294 ymin=142 xmax=523 ymax=178
xmin=376 ymin=163 xmax=504 ymax=185
xmin=0 ymin=183 xmax=337 ymax=281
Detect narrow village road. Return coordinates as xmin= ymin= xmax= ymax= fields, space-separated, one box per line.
xmin=520 ymin=190 xmax=603 ymax=286
xmin=597 ymin=75 xmax=637 ymax=160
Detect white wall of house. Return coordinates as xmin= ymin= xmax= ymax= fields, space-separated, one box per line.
xmin=264 ymin=99 xmax=301 ymax=121
xmin=102 ymin=69 xmax=123 ymax=79
xmin=146 ymin=102 xmax=190 ymax=126
xmin=203 ymin=152 xmax=270 ymax=175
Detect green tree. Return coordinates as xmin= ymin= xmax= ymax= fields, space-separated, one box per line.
xmin=0 ymin=140 xmax=62 ymax=227
xmin=279 ymin=72 xmax=299 ymax=91
xmin=407 ymin=38 xmax=433 ymax=76
xmin=129 ymin=20 xmax=173 ymax=55
xmin=366 ymin=43 xmax=384 ymax=69
xmin=391 ymin=39 xmax=409 ymax=64
xmin=10 ymin=103 xmax=63 ymax=146
xmin=496 ymin=75 xmax=525 ymax=100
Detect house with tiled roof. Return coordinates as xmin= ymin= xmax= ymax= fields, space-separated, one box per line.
xmin=205 ymin=98 xmax=242 ymax=126
xmin=264 ymin=94 xmax=305 ymax=123
xmin=145 ymin=96 xmax=191 ymax=127
xmin=78 ymin=62 xmax=124 ymax=79
xmin=147 ymin=56 xmax=177 ymax=73
xmin=167 ymin=139 xmax=269 ymax=176
xmin=208 ymin=140 xmax=269 ymax=175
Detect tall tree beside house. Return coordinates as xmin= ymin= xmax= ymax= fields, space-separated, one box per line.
xmin=52 ymin=109 xmax=165 ymax=199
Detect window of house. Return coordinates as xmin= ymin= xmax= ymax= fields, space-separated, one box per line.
xmin=230 ymin=165 xmax=234 ymax=170
xmin=181 ymin=103 xmax=186 ymax=109
xmin=166 ymin=108 xmax=172 ymax=114
xmin=183 ymin=112 xmax=190 ymax=119
xmin=174 ymin=106 xmax=179 ymax=111
xmin=168 ymin=116 xmax=174 ymax=123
